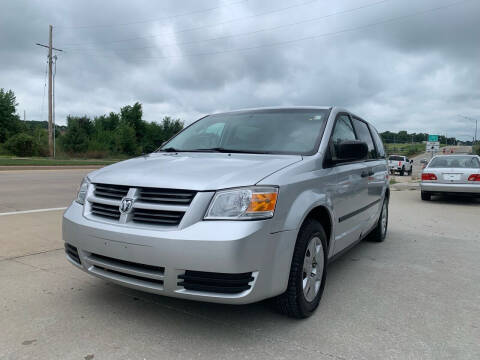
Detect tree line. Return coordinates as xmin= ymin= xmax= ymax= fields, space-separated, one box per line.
xmin=379 ymin=130 xmax=457 ymax=145
xmin=0 ymin=88 xmax=184 ymax=158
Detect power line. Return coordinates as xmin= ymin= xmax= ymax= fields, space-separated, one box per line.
xmin=59 ymin=0 xmax=319 ymax=47
xmin=65 ymin=0 xmax=392 ymax=53
xmin=56 ymin=0 xmax=247 ymax=29
xmin=66 ymin=0 xmax=473 ymax=61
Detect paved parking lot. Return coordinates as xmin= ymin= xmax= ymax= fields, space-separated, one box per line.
xmin=1 ymin=169 xmax=479 ymax=359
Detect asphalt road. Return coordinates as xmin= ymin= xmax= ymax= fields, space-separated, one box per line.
xmin=1 ymin=169 xmax=479 ymax=359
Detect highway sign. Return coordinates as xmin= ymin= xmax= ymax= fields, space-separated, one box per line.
xmin=428 ymin=135 xmax=439 ymax=142
xmin=426 ymin=141 xmax=440 ymax=152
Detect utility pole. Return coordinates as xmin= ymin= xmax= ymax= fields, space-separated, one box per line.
xmin=47 ymin=25 xmax=53 ymax=156
xmin=36 ymin=25 xmax=62 ymax=157
xmin=458 ymin=115 xmax=478 ymax=146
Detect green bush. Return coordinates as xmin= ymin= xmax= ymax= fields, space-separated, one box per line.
xmin=474 ymin=144 xmax=480 ymax=156
xmin=5 ymin=133 xmax=35 ymax=156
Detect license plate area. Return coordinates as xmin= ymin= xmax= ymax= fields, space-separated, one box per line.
xmin=443 ymin=173 xmax=461 ymax=181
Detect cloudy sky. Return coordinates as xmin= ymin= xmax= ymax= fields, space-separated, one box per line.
xmin=1 ymin=0 xmax=479 ymax=140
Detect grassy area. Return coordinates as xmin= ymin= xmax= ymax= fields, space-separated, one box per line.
xmin=384 ymin=143 xmax=426 ymax=157
xmin=0 ymin=156 xmax=120 ymax=166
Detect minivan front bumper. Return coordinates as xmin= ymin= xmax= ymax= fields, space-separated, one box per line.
xmin=63 ymin=202 xmax=296 ymax=304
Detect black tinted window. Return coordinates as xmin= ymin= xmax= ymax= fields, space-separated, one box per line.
xmin=352 ymin=118 xmax=376 ymax=159
xmin=330 ymin=115 xmax=356 ymax=160
xmin=369 ymin=126 xmax=385 ymax=158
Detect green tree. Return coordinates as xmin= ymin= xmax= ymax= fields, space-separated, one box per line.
xmin=5 ymin=133 xmax=35 ymax=156
xmin=61 ymin=116 xmax=93 ymax=153
xmin=114 ymin=123 xmax=137 ymax=155
xmin=0 ymin=88 xmax=23 ymax=143
xmin=120 ymin=102 xmax=145 ymax=143
xmin=160 ymin=116 xmax=184 ymax=143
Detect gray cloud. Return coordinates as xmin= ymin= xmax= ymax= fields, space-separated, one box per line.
xmin=1 ymin=0 xmax=479 ymax=140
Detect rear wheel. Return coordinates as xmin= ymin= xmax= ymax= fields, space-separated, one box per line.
xmin=273 ymin=219 xmax=327 ymax=318
xmin=367 ymin=197 xmax=388 ymax=242
xmin=400 ymin=166 xmax=405 ymax=176
xmin=421 ymin=191 xmax=431 ymax=201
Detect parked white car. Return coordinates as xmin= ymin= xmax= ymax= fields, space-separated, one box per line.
xmin=388 ymin=155 xmax=413 ymax=175
xmin=420 ymin=155 xmax=480 ymax=200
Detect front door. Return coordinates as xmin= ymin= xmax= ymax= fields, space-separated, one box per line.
xmin=326 ymin=114 xmax=370 ymax=254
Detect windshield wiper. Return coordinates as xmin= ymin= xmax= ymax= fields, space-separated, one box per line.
xmin=159 ymin=147 xmax=181 ymax=152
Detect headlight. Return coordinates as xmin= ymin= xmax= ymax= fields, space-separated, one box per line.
xmin=75 ymin=177 xmax=90 ymax=205
xmin=204 ymin=186 xmax=278 ymax=220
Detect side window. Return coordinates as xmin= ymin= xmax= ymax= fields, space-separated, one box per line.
xmin=369 ymin=125 xmax=385 ymax=158
xmin=330 ymin=114 xmax=356 ymax=160
xmin=352 ymin=118 xmax=376 ymax=159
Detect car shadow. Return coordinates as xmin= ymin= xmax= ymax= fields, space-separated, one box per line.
xmin=78 ymin=238 xmax=377 ymax=339
xmin=429 ymin=194 xmax=480 ymax=205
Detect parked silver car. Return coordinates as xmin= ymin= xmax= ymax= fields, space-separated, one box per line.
xmin=420 ymin=154 xmax=480 ymax=200
xmin=63 ymin=107 xmax=390 ymax=318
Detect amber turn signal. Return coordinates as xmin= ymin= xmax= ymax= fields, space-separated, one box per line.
xmin=247 ymin=192 xmax=278 ymax=213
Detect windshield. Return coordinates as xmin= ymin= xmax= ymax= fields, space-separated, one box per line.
xmin=428 ymin=156 xmax=480 ymax=169
xmin=389 ymin=156 xmax=404 ymax=161
xmin=159 ymin=109 xmax=330 ymax=155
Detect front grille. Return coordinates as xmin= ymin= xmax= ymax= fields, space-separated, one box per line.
xmin=65 ymin=243 xmax=81 ymax=264
xmin=138 ymin=187 xmax=196 ymax=205
xmin=87 ymin=253 xmax=164 ymax=289
xmin=132 ymin=208 xmax=184 ymax=226
xmin=94 ymin=183 xmax=129 ymax=200
xmin=90 ymin=253 xmax=165 ymax=273
xmin=178 ymin=271 xmax=254 ymax=294
xmin=91 ymin=202 xmax=121 ymax=220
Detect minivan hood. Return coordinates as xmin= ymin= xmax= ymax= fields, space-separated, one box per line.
xmin=89 ymin=152 xmax=302 ymax=190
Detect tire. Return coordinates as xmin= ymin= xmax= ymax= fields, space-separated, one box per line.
xmin=408 ymin=168 xmax=412 ymax=176
xmin=367 ymin=197 xmax=388 ymax=242
xmin=400 ymin=167 xmax=405 ymax=176
xmin=273 ymin=218 xmax=327 ymax=318
xmin=421 ymin=191 xmax=431 ymax=201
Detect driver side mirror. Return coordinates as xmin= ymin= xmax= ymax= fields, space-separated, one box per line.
xmin=334 ymin=140 xmax=368 ymax=163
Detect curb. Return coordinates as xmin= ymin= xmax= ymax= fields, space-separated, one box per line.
xmin=0 ymin=165 xmax=105 ymax=171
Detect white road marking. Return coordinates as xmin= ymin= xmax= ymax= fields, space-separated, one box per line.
xmin=0 ymin=207 xmax=68 ymax=217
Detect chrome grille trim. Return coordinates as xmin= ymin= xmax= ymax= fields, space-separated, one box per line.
xmin=87 ymin=183 xmax=196 ymax=228
xmin=94 ymin=183 xmax=129 ymax=200
xmin=132 ymin=208 xmax=184 ymax=225
xmin=90 ymin=202 xmax=121 ymax=220
xmin=138 ymin=187 xmax=196 ymax=205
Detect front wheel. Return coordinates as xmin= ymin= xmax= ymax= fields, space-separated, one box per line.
xmin=273 ymin=219 xmax=327 ymax=318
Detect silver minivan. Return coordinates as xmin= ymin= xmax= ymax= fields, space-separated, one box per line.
xmin=63 ymin=107 xmax=390 ymax=318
